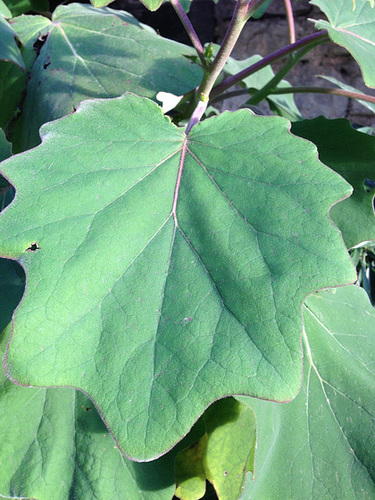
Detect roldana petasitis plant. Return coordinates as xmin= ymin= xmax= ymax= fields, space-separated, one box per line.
xmin=0 ymin=0 xmax=374 ymax=498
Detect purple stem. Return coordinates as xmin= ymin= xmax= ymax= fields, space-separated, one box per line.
xmin=211 ymin=30 xmax=329 ymax=99
xmin=169 ymin=0 xmax=206 ymax=67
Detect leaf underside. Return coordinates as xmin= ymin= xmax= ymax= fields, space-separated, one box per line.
xmin=0 ymin=94 xmax=355 ymax=460
xmin=312 ymin=0 xmax=375 ymax=88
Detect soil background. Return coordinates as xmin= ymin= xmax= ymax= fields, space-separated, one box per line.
xmin=110 ymin=0 xmax=375 ymax=126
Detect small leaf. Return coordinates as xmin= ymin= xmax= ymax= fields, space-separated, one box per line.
xmin=292 ymin=116 xmax=375 ymax=248
xmin=0 ymin=94 xmax=355 ymax=460
xmin=176 ymin=398 xmax=256 ymax=500
xmin=312 ymin=0 xmax=375 ymax=88
xmin=239 ymin=285 xmax=375 ymax=499
xmin=0 ymin=15 xmax=25 ymax=69
xmin=0 ymin=0 xmax=11 ymax=17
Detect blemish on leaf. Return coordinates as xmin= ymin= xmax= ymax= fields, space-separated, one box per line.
xmin=26 ymin=242 xmax=40 ymax=252
xmin=32 ymin=34 xmax=49 ymax=57
xmin=43 ymin=57 xmax=51 ymax=69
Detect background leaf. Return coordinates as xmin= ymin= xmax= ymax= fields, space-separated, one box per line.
xmin=317 ymin=75 xmax=375 ymax=114
xmin=292 ymin=117 xmax=375 ymax=248
xmin=311 ymin=0 xmax=375 ymax=88
xmin=4 ymin=0 xmax=49 ymax=17
xmin=0 ymin=14 xmax=25 ymax=69
xmin=10 ymin=3 xmax=202 ymax=151
xmin=239 ymin=285 xmax=375 ymax=499
xmin=223 ymin=54 xmax=302 ymax=121
xmin=175 ymin=398 xmax=255 ymax=500
xmin=0 ymin=94 xmax=355 ymax=460
xmin=0 ymin=129 xmax=14 ymax=211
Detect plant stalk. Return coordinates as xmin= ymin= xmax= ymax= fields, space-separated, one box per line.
xmin=284 ymin=0 xmax=295 ymax=44
xmin=169 ymin=0 xmax=206 ymax=68
xmin=211 ymin=30 xmax=329 ymax=99
xmin=210 ymin=86 xmax=375 ymax=108
xmin=185 ymin=0 xmax=250 ymax=134
xmin=197 ymin=0 xmax=249 ymax=101
xmin=270 ymin=86 xmax=375 ymax=105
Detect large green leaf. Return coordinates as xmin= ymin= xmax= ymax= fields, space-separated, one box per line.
xmin=0 ymin=94 xmax=355 ymax=460
xmin=240 ymin=285 xmax=375 ymax=499
xmin=311 ymin=0 xmax=375 ymax=88
xmin=10 ymin=3 xmax=202 ymax=151
xmin=0 ymin=61 xmax=26 ymax=131
xmin=175 ymin=397 xmax=255 ymax=500
xmin=292 ymin=117 xmax=375 ymax=248
xmin=0 ymin=330 xmax=185 ymax=500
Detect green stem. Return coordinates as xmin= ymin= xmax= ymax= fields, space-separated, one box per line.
xmin=197 ymin=0 xmax=249 ymax=101
xmin=210 ymin=86 xmax=375 ymax=108
xmin=185 ymin=0 xmax=250 ymax=134
xmin=270 ymin=86 xmax=375 ymax=105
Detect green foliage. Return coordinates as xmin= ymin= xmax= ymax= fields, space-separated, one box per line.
xmin=240 ymin=285 xmax=375 ymax=499
xmin=0 ymin=0 xmax=374 ymax=498
xmin=312 ymin=0 xmax=375 ymax=87
xmin=175 ymin=398 xmax=256 ymax=500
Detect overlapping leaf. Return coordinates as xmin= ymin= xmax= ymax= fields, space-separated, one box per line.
xmin=0 ymin=93 xmax=355 ymax=460
xmin=239 ymin=285 xmax=375 ymax=499
xmin=10 ymin=3 xmax=202 ymax=151
xmin=175 ymin=398 xmax=255 ymax=500
xmin=4 ymin=0 xmax=49 ymax=16
xmin=311 ymin=0 xmax=375 ymax=88
xmin=292 ymin=117 xmax=375 ymax=248
xmin=0 ymin=331 xmax=183 ymax=500
xmin=0 ymin=8 xmax=25 ymax=69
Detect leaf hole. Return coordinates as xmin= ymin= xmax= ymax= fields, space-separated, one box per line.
xmin=26 ymin=242 xmax=40 ymax=252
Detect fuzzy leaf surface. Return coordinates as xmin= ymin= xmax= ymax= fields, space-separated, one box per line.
xmin=240 ymin=285 xmax=375 ymax=499
xmin=312 ymin=0 xmax=375 ymax=88
xmin=0 ymin=94 xmax=355 ymax=460
xmin=292 ymin=117 xmax=375 ymax=248
xmin=175 ymin=398 xmax=255 ymax=500
xmin=0 ymin=331 xmax=182 ymax=500
xmin=10 ymin=3 xmax=202 ymax=151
